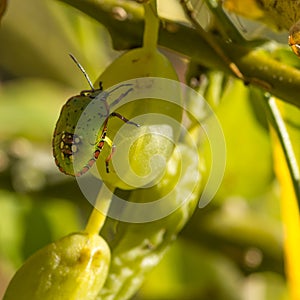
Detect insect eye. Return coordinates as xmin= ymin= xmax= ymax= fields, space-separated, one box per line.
xmin=80 ymin=91 xmax=91 ymax=96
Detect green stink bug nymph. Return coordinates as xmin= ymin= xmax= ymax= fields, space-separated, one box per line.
xmin=52 ymin=54 xmax=139 ymax=177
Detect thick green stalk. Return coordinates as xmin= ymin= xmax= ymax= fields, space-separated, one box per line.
xmin=85 ymin=185 xmax=114 ymax=235
xmin=142 ymin=0 xmax=159 ymax=52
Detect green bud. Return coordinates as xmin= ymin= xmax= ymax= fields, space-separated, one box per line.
xmin=4 ymin=232 xmax=110 ymax=300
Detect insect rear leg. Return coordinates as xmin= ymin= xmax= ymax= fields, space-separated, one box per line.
xmin=105 ymin=143 xmax=116 ymax=173
xmin=75 ymin=108 xmax=140 ymax=176
xmin=97 ymin=135 xmax=115 ymax=174
xmin=75 ymin=135 xmax=115 ymax=176
xmin=74 ymin=137 xmax=107 ymax=176
xmin=75 ymin=118 xmax=109 ymax=177
xmin=97 ymin=110 xmax=140 ymax=173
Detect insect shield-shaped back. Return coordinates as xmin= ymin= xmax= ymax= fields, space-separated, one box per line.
xmin=52 ymin=86 xmax=106 ymax=177
xmin=72 ymin=84 xmax=136 ymax=177
xmin=53 ymin=55 xmax=140 ymax=178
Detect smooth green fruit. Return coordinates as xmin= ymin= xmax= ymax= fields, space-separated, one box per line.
xmin=94 ymin=48 xmax=183 ymax=190
xmin=97 ymin=142 xmax=203 ymax=300
xmin=97 ymin=48 xmax=178 ymax=85
xmin=4 ymin=232 xmax=110 ymax=300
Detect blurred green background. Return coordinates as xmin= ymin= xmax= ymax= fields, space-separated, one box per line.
xmin=0 ymin=0 xmax=293 ymax=299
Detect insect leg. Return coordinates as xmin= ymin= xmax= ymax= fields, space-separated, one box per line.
xmin=75 ymin=103 xmax=140 ymax=176
xmin=103 ymin=111 xmax=140 ymax=173
xmin=104 ymin=109 xmax=141 ymax=172
xmin=105 ymin=143 xmax=116 ymax=173
xmin=108 ymin=83 xmax=133 ymax=95
xmin=75 ymin=118 xmax=110 ymax=177
xmin=109 ymin=86 xmax=134 ymax=108
xmin=109 ymin=112 xmax=140 ymax=127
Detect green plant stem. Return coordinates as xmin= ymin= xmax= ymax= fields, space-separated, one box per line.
xmin=142 ymin=0 xmax=159 ymax=51
xmin=203 ymin=0 xmax=247 ymax=44
xmin=264 ymin=96 xmax=300 ymax=210
xmin=180 ymin=0 xmax=245 ymax=80
xmin=269 ymin=98 xmax=300 ymax=202
xmin=84 ymin=184 xmax=114 ymax=235
xmin=57 ymin=0 xmax=300 ymax=109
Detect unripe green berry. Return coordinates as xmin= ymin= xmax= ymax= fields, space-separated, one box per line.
xmin=4 ymin=232 xmax=110 ymax=300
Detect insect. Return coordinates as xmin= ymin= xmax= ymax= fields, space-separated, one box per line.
xmin=289 ymin=20 xmax=300 ymax=57
xmin=52 ymin=54 xmax=139 ymax=177
xmin=218 ymin=0 xmax=300 ymax=58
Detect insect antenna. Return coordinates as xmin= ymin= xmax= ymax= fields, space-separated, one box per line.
xmin=69 ymin=53 xmax=95 ymax=91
